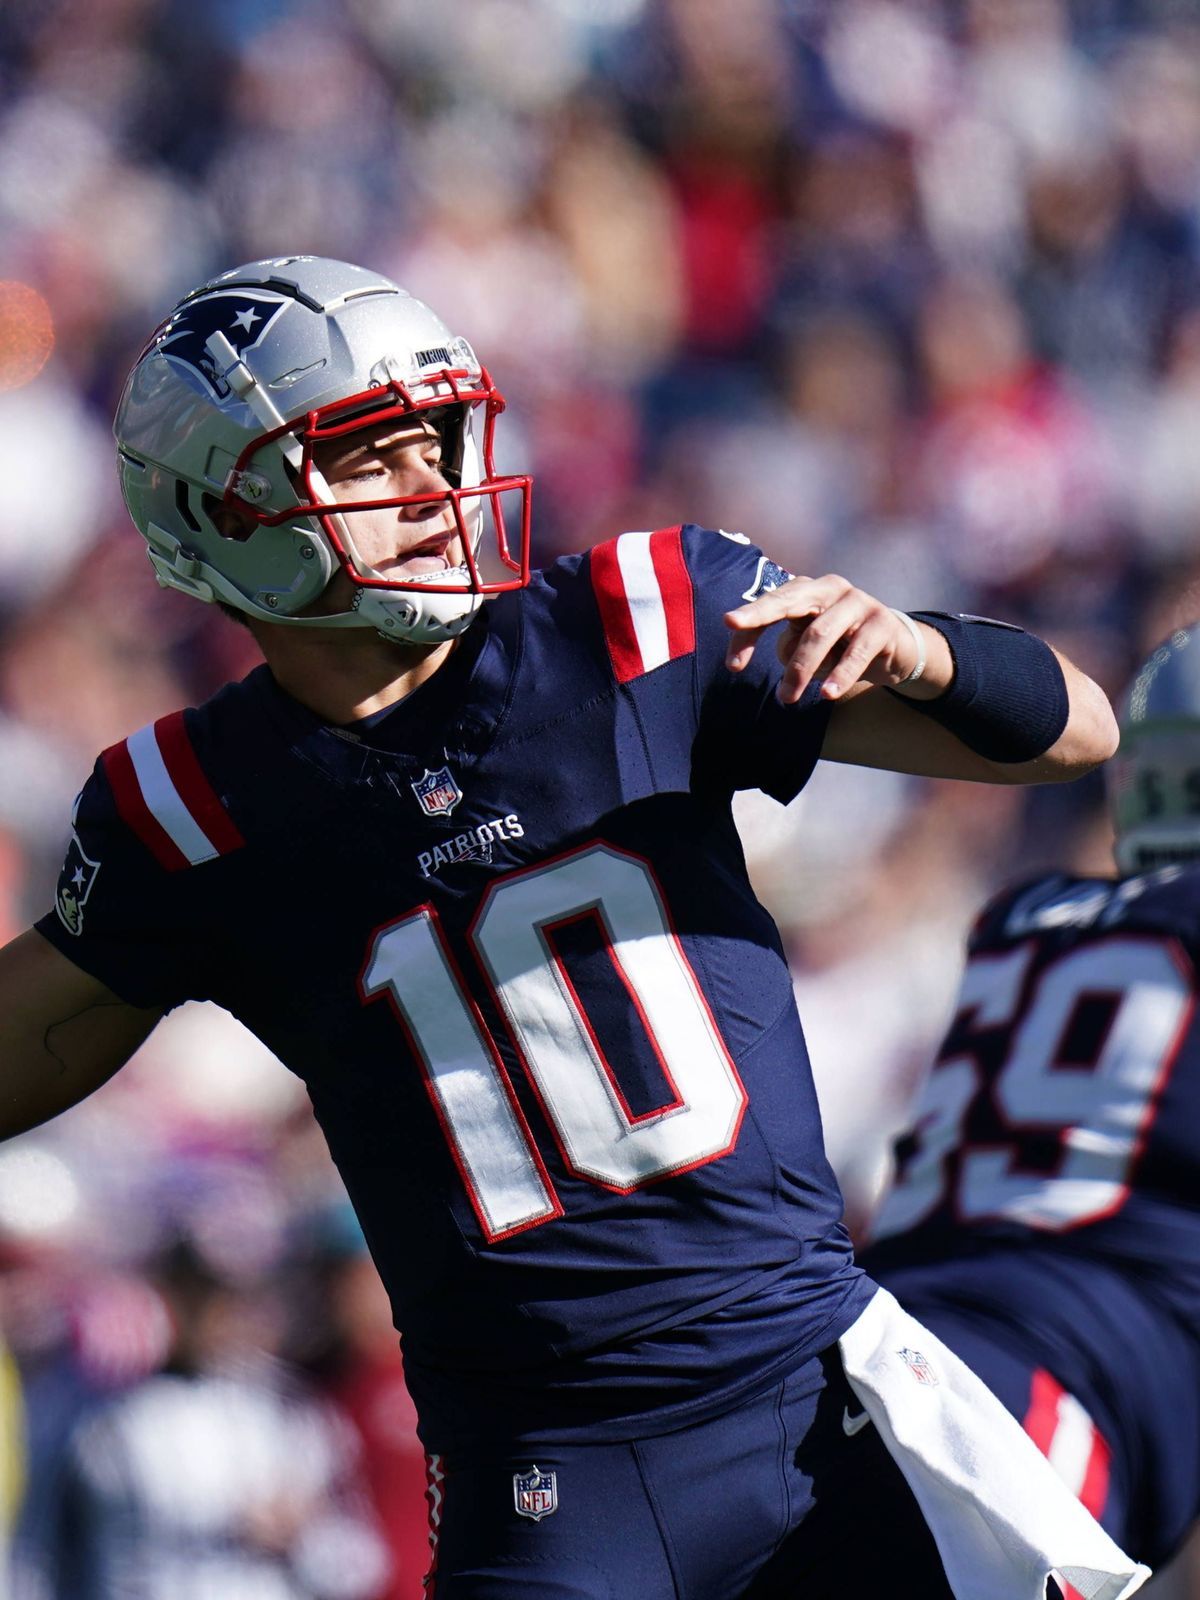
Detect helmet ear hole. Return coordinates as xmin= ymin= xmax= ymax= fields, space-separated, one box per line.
xmin=200 ymin=491 xmax=258 ymax=543
xmin=175 ymin=479 xmax=202 ymax=533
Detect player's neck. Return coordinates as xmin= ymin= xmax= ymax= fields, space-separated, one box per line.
xmin=252 ymin=622 xmax=457 ymax=725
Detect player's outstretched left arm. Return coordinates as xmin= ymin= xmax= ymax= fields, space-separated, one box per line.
xmin=0 ymin=929 xmax=162 ymax=1144
xmin=724 ymin=574 xmax=1117 ymax=784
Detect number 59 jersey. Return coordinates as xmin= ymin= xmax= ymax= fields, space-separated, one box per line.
xmin=861 ymin=869 xmax=1200 ymax=1568
xmin=37 ymin=526 xmax=874 ymax=1451
xmin=866 ymin=866 xmax=1200 ymax=1316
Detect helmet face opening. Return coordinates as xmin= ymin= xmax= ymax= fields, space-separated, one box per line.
xmin=226 ymin=368 xmax=531 ymax=602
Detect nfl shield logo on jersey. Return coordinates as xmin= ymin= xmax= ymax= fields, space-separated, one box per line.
xmin=897 ymin=1347 xmax=939 ymax=1386
xmin=513 ymin=1465 xmax=558 ymax=1521
xmin=411 ymin=765 xmax=464 ymax=818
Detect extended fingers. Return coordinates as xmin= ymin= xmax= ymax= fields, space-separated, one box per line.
xmin=725 ymin=623 xmax=768 ymax=673
xmin=775 ymin=590 xmax=901 ymax=704
xmin=815 ymin=604 xmax=898 ymax=701
xmin=775 ymin=593 xmax=866 ymax=703
xmin=725 ymin=569 xmax=919 ymax=702
xmin=724 ymin=575 xmax=842 ymax=672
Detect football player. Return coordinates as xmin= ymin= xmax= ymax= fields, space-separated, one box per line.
xmin=0 ymin=257 xmax=1143 ymax=1598
xmin=862 ymin=627 xmax=1200 ymax=1579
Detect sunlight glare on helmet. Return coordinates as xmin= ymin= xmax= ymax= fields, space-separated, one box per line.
xmin=0 ymin=281 xmax=55 ymax=391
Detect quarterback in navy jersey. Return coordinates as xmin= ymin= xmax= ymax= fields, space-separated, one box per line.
xmin=863 ymin=628 xmax=1200 ymax=1575
xmin=0 ymin=256 xmax=1141 ymax=1599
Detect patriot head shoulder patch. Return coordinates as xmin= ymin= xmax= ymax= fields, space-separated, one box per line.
xmin=741 ymin=556 xmax=793 ymax=602
xmin=55 ymin=832 xmax=101 ymax=936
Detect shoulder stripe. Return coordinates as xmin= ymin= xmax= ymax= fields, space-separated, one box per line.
xmin=154 ymin=712 xmax=245 ymax=855
xmin=101 ymin=712 xmax=244 ymax=872
xmin=648 ymin=525 xmax=695 ymax=661
xmin=103 ymin=740 xmax=190 ymax=872
xmin=590 ymin=527 xmax=694 ymax=683
xmin=589 ymin=537 xmax=641 ymax=682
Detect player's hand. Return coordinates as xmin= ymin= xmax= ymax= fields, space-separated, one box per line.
xmin=724 ymin=574 xmax=940 ymax=705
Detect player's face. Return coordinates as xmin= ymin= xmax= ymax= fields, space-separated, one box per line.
xmin=310 ymin=416 xmax=462 ymax=581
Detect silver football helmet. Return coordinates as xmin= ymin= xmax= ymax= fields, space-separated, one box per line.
xmin=114 ymin=255 xmax=531 ymax=643
xmin=1109 ymin=625 xmax=1200 ymax=874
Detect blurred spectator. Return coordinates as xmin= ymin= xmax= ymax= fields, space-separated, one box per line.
xmin=46 ymin=1242 xmax=389 ymax=1600
xmin=305 ymin=1222 xmax=431 ymax=1600
xmin=1 ymin=1324 xmax=23 ymax=1587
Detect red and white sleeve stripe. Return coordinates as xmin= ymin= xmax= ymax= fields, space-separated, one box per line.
xmin=1022 ymin=1370 xmax=1115 ymax=1600
xmin=1023 ymin=1367 xmax=1112 ymax=1518
xmin=101 ymin=711 xmax=245 ymax=872
xmin=590 ymin=526 xmax=695 ymax=684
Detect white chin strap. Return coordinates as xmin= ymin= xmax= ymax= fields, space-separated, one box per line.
xmin=354 ymin=566 xmax=483 ymax=644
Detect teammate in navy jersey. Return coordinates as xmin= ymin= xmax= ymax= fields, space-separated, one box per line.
xmin=0 ymin=256 xmax=1141 ymax=1599
xmin=862 ymin=626 xmax=1200 ymax=1577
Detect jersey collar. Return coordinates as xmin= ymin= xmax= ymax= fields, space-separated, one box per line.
xmin=245 ymin=599 xmax=521 ymax=780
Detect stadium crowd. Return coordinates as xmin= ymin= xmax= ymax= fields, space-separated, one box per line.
xmin=1 ymin=0 xmax=1199 ymax=1593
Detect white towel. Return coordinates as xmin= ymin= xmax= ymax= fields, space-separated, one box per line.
xmin=838 ymin=1288 xmax=1151 ymax=1600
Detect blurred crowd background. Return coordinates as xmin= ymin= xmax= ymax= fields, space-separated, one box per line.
xmin=2 ymin=0 xmax=1200 ymax=1593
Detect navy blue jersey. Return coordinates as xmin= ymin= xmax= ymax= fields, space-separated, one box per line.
xmin=38 ymin=526 xmax=872 ymax=1451
xmin=862 ymin=866 xmax=1200 ymax=1564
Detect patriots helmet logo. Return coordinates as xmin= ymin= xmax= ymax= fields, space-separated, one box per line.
xmin=154 ymin=291 xmax=289 ymax=401
xmin=55 ymin=833 xmax=101 ymax=937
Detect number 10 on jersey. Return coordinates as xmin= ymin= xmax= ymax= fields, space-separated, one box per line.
xmin=359 ymin=842 xmax=748 ymax=1241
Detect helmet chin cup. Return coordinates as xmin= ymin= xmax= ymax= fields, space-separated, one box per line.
xmin=355 ymin=567 xmax=483 ymax=645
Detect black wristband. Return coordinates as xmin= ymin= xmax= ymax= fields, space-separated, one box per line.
xmin=894 ymin=612 xmax=1069 ymax=763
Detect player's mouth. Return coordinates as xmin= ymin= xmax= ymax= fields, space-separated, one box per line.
xmin=380 ymin=531 xmax=460 ymax=578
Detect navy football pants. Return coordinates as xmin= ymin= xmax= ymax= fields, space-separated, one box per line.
xmin=423 ymin=1350 xmax=956 ymax=1599
xmin=900 ymin=1306 xmax=1127 ymax=1561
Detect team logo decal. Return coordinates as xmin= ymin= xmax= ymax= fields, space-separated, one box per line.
xmin=513 ymin=1465 xmax=558 ymax=1521
xmin=417 ymin=812 xmax=525 ymax=880
xmin=55 ymin=833 xmax=101 ymax=937
xmin=155 ymin=291 xmax=288 ymax=402
xmin=741 ymin=556 xmax=793 ymax=602
xmin=411 ymin=765 xmax=464 ymax=818
xmin=897 ymin=1347 xmax=939 ymax=1387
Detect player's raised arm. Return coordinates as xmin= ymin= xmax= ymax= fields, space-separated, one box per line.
xmin=724 ymin=573 xmax=1118 ymax=784
xmin=0 ymin=929 xmax=161 ymax=1143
